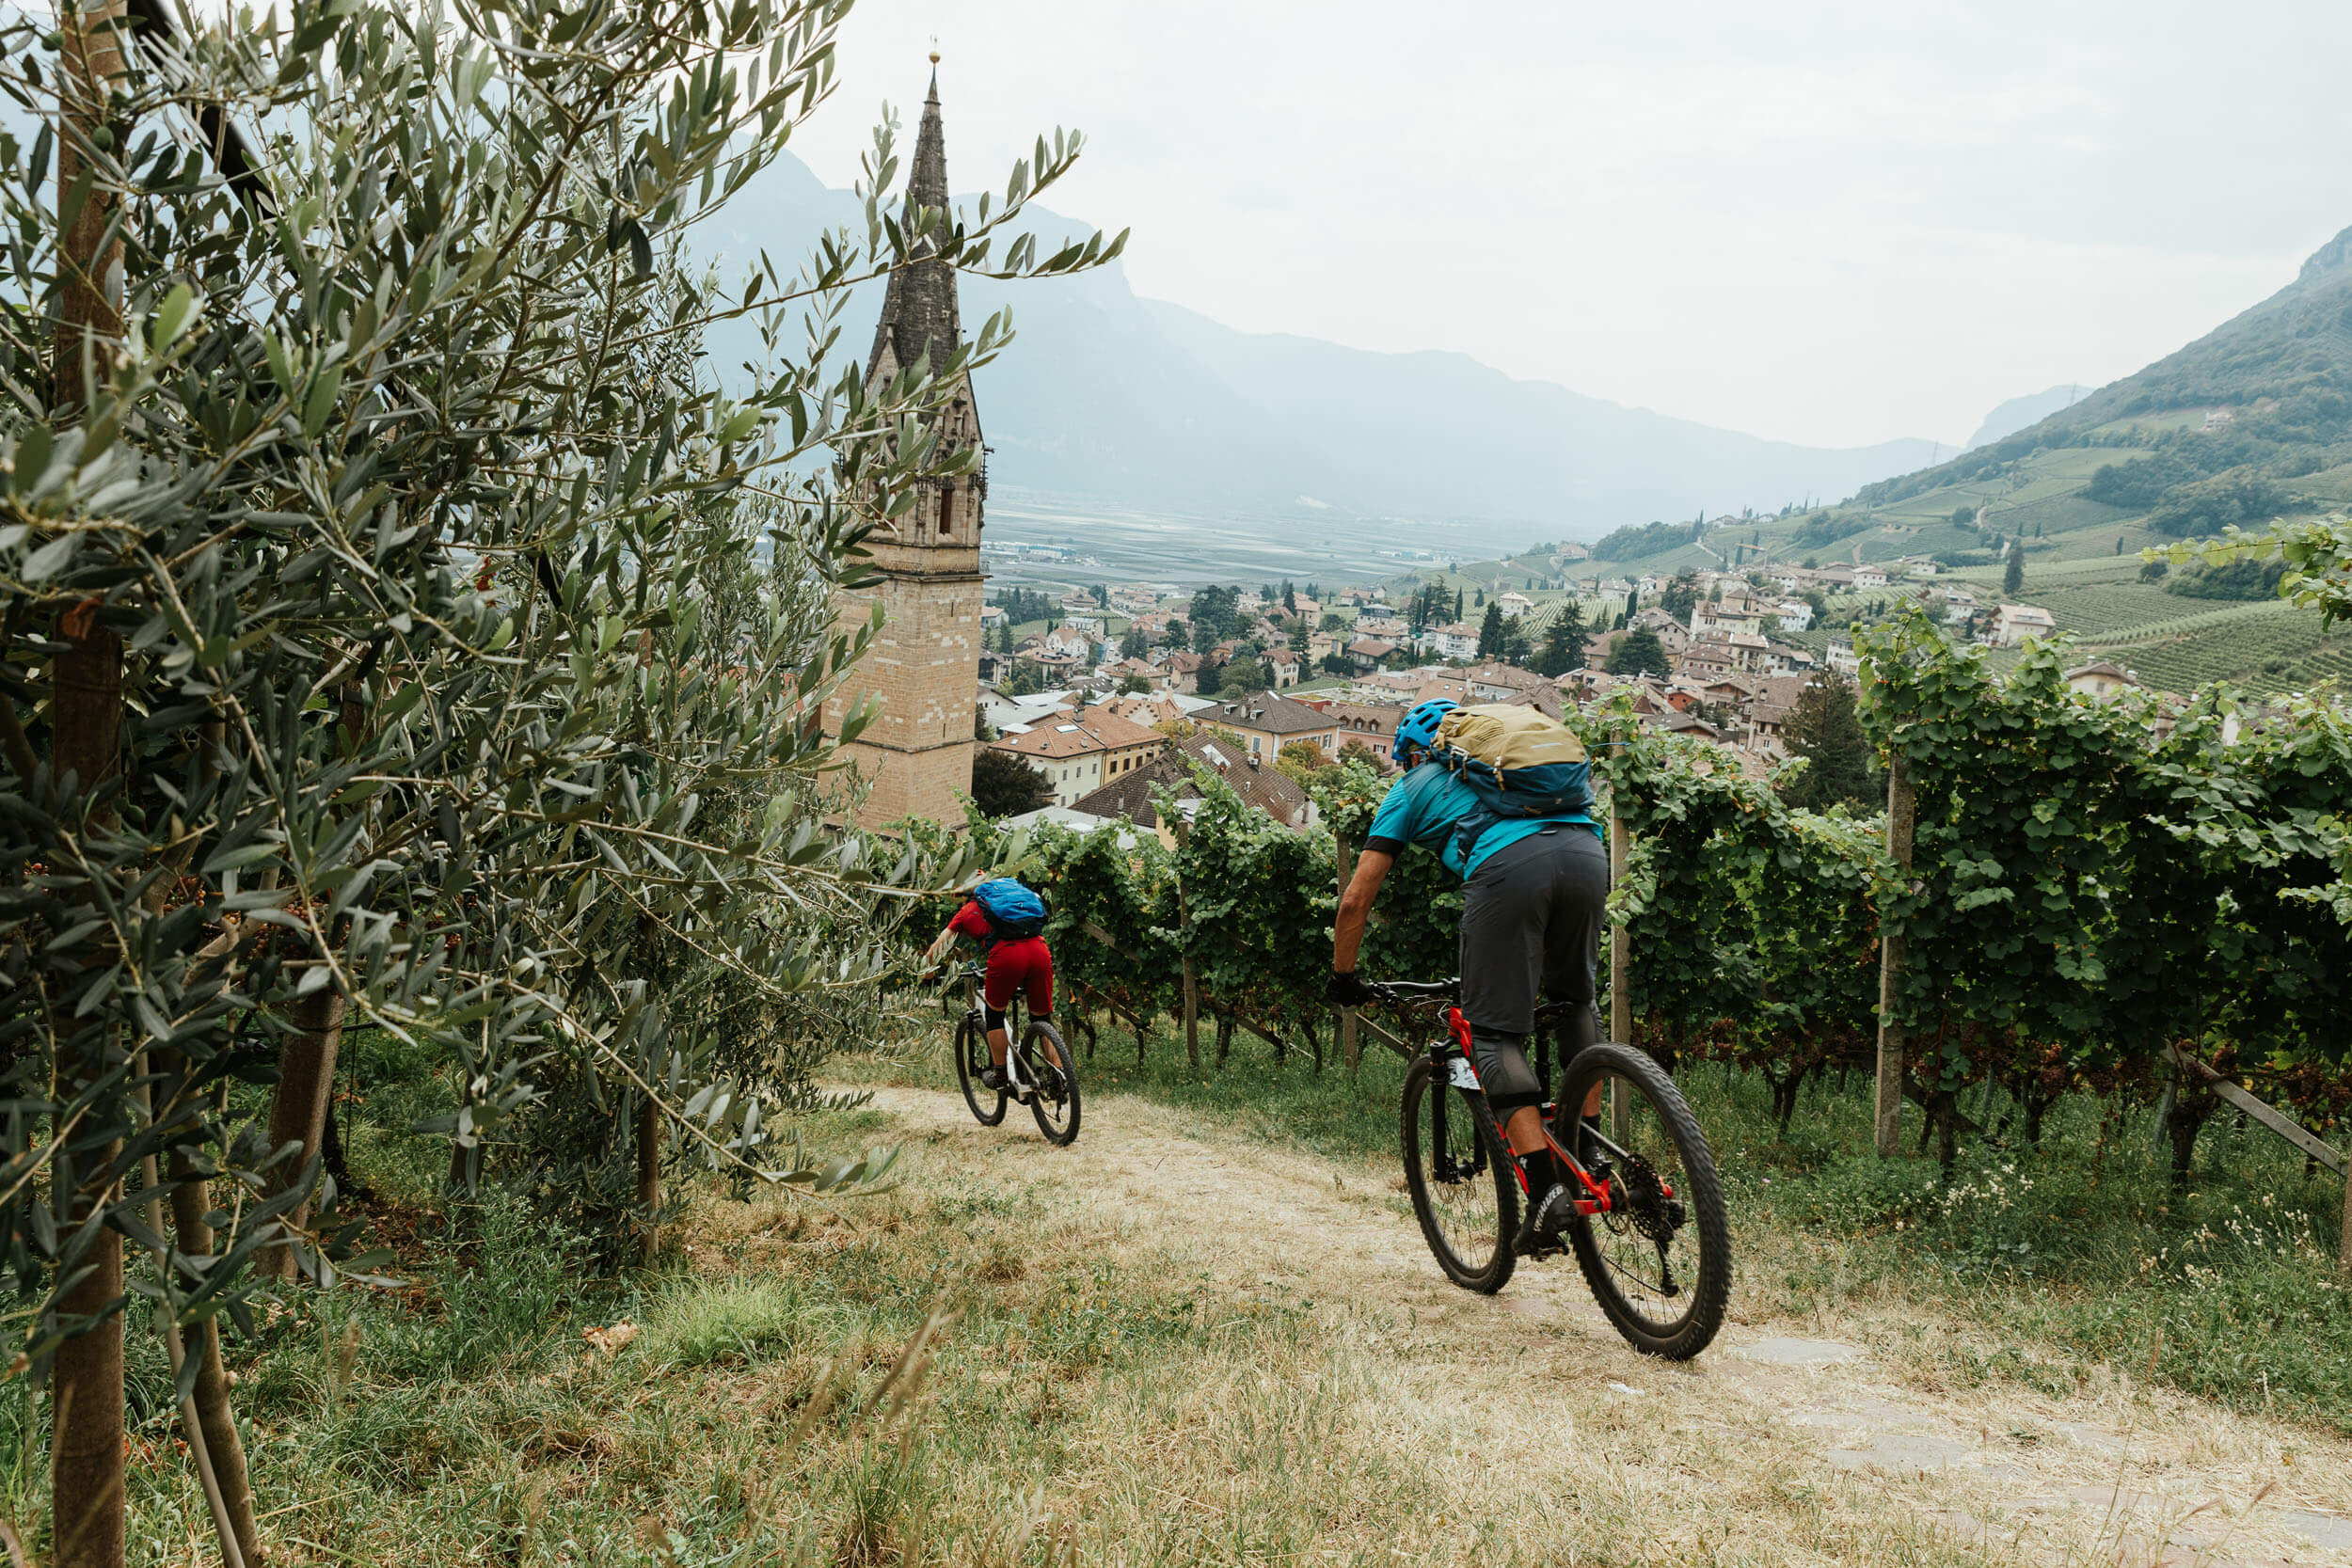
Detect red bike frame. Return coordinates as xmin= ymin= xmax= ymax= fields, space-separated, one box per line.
xmin=1443 ymin=1004 xmax=1672 ymax=1217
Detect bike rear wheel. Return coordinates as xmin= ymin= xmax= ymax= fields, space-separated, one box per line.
xmin=1400 ymin=1053 xmax=1518 ymax=1294
xmin=1557 ymin=1043 xmax=1730 ymax=1359
xmin=1023 ymin=1022 xmax=1081 ymax=1145
xmin=954 ymin=1013 xmax=1007 ymax=1126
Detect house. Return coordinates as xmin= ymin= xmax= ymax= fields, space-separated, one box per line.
xmin=1992 ymin=604 xmax=2057 ymax=647
xmin=1826 ymin=638 xmax=1859 ymax=676
xmin=1108 ymin=585 xmax=1160 ymax=614
xmin=1193 ymin=691 xmax=1343 ymax=762
xmin=980 ymin=604 xmax=1008 ymax=628
xmin=1853 ymin=565 xmax=1890 ymax=591
xmin=1073 ymin=732 xmax=1315 ymax=839
xmin=1466 ymin=661 xmax=1556 ymax=705
xmin=1041 ymin=626 xmax=1095 ymax=662
xmin=1497 ymin=591 xmax=1535 ymax=619
xmin=1059 ymin=589 xmax=1100 ymax=612
xmin=1692 ymin=600 xmax=1767 ymax=640
xmin=1326 ymin=703 xmax=1405 ymax=766
xmin=1430 ymin=622 xmax=1480 ymax=660
xmin=1356 ymin=609 xmax=1405 ymax=638
xmin=988 ymin=705 xmax=1168 ymax=808
xmin=1092 ymin=689 xmax=1217 ymax=731
xmin=1773 ymin=599 xmax=1814 ymax=632
xmin=1061 ymin=611 xmax=1104 ymax=637
xmin=1165 ymin=652 xmax=1209 ymax=693
xmin=1100 ymin=657 xmax=1169 ymax=691
xmin=2065 ymin=660 xmax=2139 ymax=701
xmin=1345 ymin=637 xmax=1398 ymax=673
xmin=1264 ymin=647 xmax=1304 ymax=689
xmin=1306 ymin=631 xmax=1341 ymax=663
xmin=1630 ymin=608 xmax=1692 ymax=655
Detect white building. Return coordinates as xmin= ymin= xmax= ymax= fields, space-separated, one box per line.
xmin=1430 ymin=622 xmax=1481 ymax=661
xmin=1497 ymin=591 xmax=1535 ymax=619
xmin=1827 ymin=637 xmax=1859 ymax=676
xmin=1773 ymin=599 xmax=1815 ymax=632
xmin=1992 ymin=604 xmax=2057 ymax=647
xmin=1853 ymin=565 xmax=1890 ymax=590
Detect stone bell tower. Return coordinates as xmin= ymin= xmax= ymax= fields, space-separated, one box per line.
xmin=828 ymin=59 xmax=987 ymax=827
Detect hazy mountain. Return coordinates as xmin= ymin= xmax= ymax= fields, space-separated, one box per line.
xmin=1965 ymin=384 xmax=2090 ymax=450
xmin=703 ymin=153 xmax=1940 ymax=538
xmin=1856 ymin=222 xmax=2352 ymax=532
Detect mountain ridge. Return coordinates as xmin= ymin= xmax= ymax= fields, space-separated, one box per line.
xmin=703 ymin=151 xmax=1941 ymax=538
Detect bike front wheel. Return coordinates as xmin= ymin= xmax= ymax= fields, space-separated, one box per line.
xmin=1023 ymin=1022 xmax=1081 ymax=1145
xmin=1557 ymin=1043 xmax=1731 ymax=1359
xmin=955 ymin=1014 xmax=1007 ymax=1127
xmin=1399 ymin=1053 xmax=1518 ymax=1294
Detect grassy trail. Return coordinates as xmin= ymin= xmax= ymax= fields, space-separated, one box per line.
xmin=827 ymin=1068 xmax=2352 ymax=1566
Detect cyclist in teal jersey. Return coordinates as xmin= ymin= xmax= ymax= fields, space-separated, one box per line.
xmin=1327 ymin=699 xmax=1608 ymax=1255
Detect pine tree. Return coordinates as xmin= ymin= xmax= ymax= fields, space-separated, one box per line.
xmin=1478 ymin=600 xmax=1505 ymax=656
xmin=1605 ymin=627 xmax=1670 ymax=677
xmin=1536 ymin=603 xmax=1587 ymax=676
xmin=1778 ymin=672 xmax=1882 ymax=810
xmin=2003 ymin=539 xmax=2026 ymax=596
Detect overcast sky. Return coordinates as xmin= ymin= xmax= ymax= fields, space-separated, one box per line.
xmin=784 ymin=2 xmax=2352 ymax=452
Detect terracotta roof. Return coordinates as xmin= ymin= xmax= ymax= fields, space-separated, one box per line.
xmin=1346 ymin=638 xmax=1398 ymax=657
xmin=1073 ymin=733 xmax=1311 ymax=830
xmin=989 ymin=705 xmax=1165 ymax=761
xmin=1329 ymin=702 xmax=1405 ymax=735
xmin=1468 ymin=661 xmax=1551 ymax=693
xmin=1198 ymin=692 xmax=1340 ymax=736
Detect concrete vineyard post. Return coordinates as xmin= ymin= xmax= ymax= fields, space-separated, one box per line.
xmin=1875 ymin=755 xmax=1915 ymax=1159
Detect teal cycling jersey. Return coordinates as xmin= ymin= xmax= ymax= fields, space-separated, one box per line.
xmin=1360 ymin=761 xmax=1601 ymax=878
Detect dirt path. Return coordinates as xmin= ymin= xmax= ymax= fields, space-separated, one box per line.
xmin=857 ymin=1080 xmax=2352 ymax=1567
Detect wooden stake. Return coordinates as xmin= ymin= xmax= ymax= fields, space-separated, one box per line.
xmin=1174 ymin=821 xmax=1198 ymax=1067
xmin=1336 ymin=834 xmax=1359 ymax=1074
xmin=1608 ymin=802 xmax=1630 ymax=1144
xmin=1874 ymin=755 xmax=1915 ymax=1158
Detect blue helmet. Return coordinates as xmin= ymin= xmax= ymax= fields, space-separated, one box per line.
xmin=1394 ymin=699 xmax=1456 ymax=765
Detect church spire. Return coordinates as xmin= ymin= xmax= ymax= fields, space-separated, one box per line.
xmin=866 ymin=60 xmax=961 ymax=387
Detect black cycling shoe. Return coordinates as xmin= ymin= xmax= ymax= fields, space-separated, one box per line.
xmin=1511 ymin=1183 xmax=1578 ymax=1258
xmin=978 ymin=1067 xmax=1009 ymax=1093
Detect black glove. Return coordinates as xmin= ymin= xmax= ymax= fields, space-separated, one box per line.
xmin=1325 ymin=970 xmax=1376 ymax=1007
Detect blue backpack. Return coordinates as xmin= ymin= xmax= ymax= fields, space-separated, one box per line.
xmin=971 ymin=878 xmax=1048 ymax=942
xmin=1426 ymin=705 xmax=1597 ymax=868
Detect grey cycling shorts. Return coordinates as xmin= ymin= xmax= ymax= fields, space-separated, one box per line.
xmin=1460 ymin=828 xmax=1608 ymax=1111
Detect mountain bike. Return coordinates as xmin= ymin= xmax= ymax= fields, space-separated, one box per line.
xmin=1371 ymin=978 xmax=1730 ymax=1359
xmin=939 ymin=963 xmax=1081 ymax=1145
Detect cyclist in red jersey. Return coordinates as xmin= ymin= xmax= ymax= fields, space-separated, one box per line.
xmin=924 ymin=897 xmax=1057 ymax=1092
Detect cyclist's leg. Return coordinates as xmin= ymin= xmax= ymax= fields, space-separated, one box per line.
xmin=1458 ymin=836 xmax=1550 ymax=1160
xmin=980 ymin=946 xmax=1018 ymax=1068
xmin=1537 ymin=830 xmax=1611 ymax=1120
xmin=1024 ymin=942 xmax=1059 ymax=1070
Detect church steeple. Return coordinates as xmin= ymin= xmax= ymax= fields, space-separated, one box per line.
xmin=826 ymin=56 xmax=989 ymax=831
xmin=866 ymin=66 xmax=963 ymax=388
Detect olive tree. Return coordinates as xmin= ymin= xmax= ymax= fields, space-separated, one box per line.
xmin=0 ymin=0 xmax=1119 ymax=1560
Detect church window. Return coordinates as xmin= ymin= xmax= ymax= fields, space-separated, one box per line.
xmin=938 ymin=486 xmax=953 ymax=535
